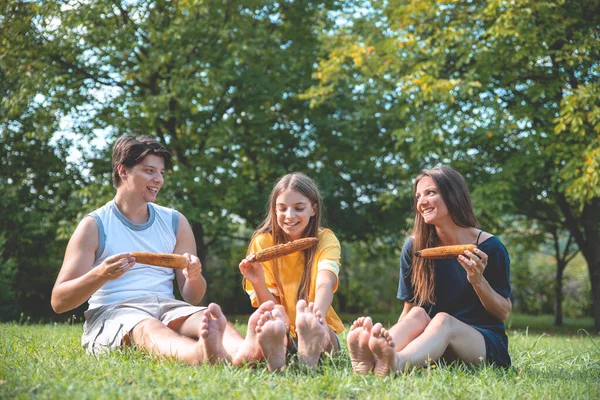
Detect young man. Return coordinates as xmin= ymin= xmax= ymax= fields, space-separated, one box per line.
xmin=51 ymin=135 xmax=267 ymax=365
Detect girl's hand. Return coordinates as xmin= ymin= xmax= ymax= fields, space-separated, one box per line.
xmin=182 ymin=253 xmax=202 ymax=281
xmin=97 ymin=253 xmax=135 ymax=281
xmin=239 ymin=254 xmax=265 ymax=284
xmin=458 ymin=248 xmax=488 ymax=286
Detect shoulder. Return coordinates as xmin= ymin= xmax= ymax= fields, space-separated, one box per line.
xmin=89 ymin=200 xmax=114 ymax=218
xmin=477 ymin=230 xmax=494 ymax=244
xmin=149 ymin=202 xmax=178 ymax=216
xmin=478 ymin=235 xmax=509 ymax=256
xmin=174 ymin=211 xmax=192 ymax=238
xmin=317 ymin=229 xmax=340 ymax=246
xmin=401 ymin=236 xmax=414 ymax=252
xmin=79 ymin=214 xmax=100 ymax=232
xmin=70 ymin=215 xmax=100 ymax=251
xmin=252 ymin=232 xmax=275 ymax=249
xmin=399 ymin=236 xmax=414 ymax=269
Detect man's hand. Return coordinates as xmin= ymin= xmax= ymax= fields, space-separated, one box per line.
xmin=182 ymin=253 xmax=202 ymax=281
xmin=95 ymin=253 xmax=135 ymax=281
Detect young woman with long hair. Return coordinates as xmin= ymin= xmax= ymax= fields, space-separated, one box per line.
xmin=347 ymin=166 xmax=512 ymax=375
xmin=238 ymin=172 xmax=344 ymax=371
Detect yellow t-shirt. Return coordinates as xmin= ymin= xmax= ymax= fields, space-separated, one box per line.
xmin=244 ymin=229 xmax=344 ymax=335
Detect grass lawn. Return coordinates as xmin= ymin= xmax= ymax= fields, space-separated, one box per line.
xmin=1 ymin=314 xmax=598 ymax=399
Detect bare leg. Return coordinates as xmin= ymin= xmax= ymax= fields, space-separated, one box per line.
xmin=256 ymin=307 xmax=287 ymax=372
xmin=131 ymin=318 xmax=206 ymax=365
xmin=370 ymin=313 xmax=487 ymax=375
xmin=232 ymin=300 xmax=276 ymax=366
xmin=346 ymin=316 xmax=375 ymax=374
xmin=395 ymin=313 xmax=486 ymax=369
xmin=387 ymin=307 xmax=431 ymax=352
xmin=296 ymin=300 xmax=329 ymax=369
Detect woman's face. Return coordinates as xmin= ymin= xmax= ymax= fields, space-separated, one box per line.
xmin=415 ymin=176 xmax=450 ymax=226
xmin=275 ymin=189 xmax=316 ymax=241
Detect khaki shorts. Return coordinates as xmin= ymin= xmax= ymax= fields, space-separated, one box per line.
xmin=82 ymin=295 xmax=206 ymax=355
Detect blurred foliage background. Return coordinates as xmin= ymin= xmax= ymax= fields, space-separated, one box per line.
xmin=1 ymin=0 xmax=598 ymax=330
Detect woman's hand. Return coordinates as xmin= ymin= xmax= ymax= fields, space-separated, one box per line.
xmin=182 ymin=253 xmax=202 ymax=281
xmin=458 ymin=248 xmax=488 ymax=287
xmin=239 ymin=254 xmax=265 ymax=284
xmin=96 ymin=253 xmax=135 ymax=281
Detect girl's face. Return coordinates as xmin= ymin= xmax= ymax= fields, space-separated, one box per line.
xmin=415 ymin=176 xmax=450 ymax=226
xmin=275 ymin=189 xmax=316 ymax=241
xmin=120 ymin=154 xmax=165 ymax=203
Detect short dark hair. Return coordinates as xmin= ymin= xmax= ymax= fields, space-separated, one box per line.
xmin=111 ymin=135 xmax=172 ymax=188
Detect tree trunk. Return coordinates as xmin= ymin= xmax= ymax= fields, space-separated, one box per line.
xmin=556 ymin=195 xmax=600 ymax=331
xmin=554 ymin=262 xmax=565 ymax=326
xmin=589 ymin=256 xmax=600 ymax=332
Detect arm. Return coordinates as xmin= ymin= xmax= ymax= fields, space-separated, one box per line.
xmin=239 ymin=256 xmax=291 ymax=327
xmin=471 ymin=280 xmax=512 ymax=321
xmin=239 ymin=256 xmax=279 ymax=305
xmin=459 ymin=248 xmax=512 ymax=321
xmin=313 ymin=269 xmax=336 ymax=316
xmin=174 ymin=213 xmax=207 ymax=305
xmin=398 ymin=301 xmax=415 ymax=321
xmin=51 ymin=217 xmax=135 ymax=314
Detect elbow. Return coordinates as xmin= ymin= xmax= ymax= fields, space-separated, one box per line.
xmin=499 ymin=299 xmax=512 ymax=321
xmin=315 ymin=281 xmax=335 ymax=294
xmin=50 ymin=291 xmax=68 ymax=314
xmin=51 ymin=299 xmax=66 ymax=314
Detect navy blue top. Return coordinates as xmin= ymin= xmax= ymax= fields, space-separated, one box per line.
xmin=397 ymin=236 xmax=511 ymax=335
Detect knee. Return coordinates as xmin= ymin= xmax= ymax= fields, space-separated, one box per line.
xmin=402 ymin=307 xmax=431 ymax=326
xmin=428 ymin=312 xmax=454 ymax=332
xmin=132 ymin=318 xmax=163 ymax=340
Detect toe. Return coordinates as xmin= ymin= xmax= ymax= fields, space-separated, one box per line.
xmin=296 ymin=299 xmax=307 ymax=314
xmin=371 ymin=323 xmax=383 ymax=337
xmin=271 ymin=308 xmax=283 ymax=320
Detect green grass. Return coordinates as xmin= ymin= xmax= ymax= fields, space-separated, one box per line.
xmin=1 ymin=316 xmax=599 ymax=399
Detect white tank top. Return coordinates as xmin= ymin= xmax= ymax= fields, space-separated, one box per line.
xmin=87 ymin=199 xmax=179 ymax=310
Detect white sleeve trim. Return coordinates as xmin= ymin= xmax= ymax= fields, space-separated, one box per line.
xmin=247 ymin=288 xmax=279 ymax=302
xmin=318 ymin=259 xmax=340 ymax=276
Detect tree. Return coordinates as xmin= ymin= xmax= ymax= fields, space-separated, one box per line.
xmin=550 ymin=229 xmax=579 ymax=326
xmin=307 ymin=0 xmax=600 ymax=329
xmin=0 ymin=4 xmax=83 ymax=318
xmin=2 ymin=0 xmax=415 ymax=318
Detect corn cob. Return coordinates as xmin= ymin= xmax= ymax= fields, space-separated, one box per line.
xmin=131 ymin=252 xmax=189 ymax=269
xmin=254 ymin=237 xmax=319 ymax=262
xmin=414 ymin=244 xmax=477 ymax=259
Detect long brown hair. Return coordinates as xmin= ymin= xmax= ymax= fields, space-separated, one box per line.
xmin=411 ymin=166 xmax=479 ymax=306
xmin=250 ymin=172 xmax=323 ymax=301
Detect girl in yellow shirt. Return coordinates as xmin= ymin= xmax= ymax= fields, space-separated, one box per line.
xmin=239 ymin=172 xmax=344 ymax=371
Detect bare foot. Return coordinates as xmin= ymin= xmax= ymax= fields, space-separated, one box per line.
xmin=232 ymin=301 xmax=275 ymax=366
xmin=368 ymin=323 xmax=398 ymax=376
xmin=347 ymin=316 xmax=376 ymax=374
xmin=296 ymin=300 xmax=329 ymax=369
xmin=198 ymin=303 xmax=229 ymax=364
xmin=256 ymin=308 xmax=287 ymax=372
